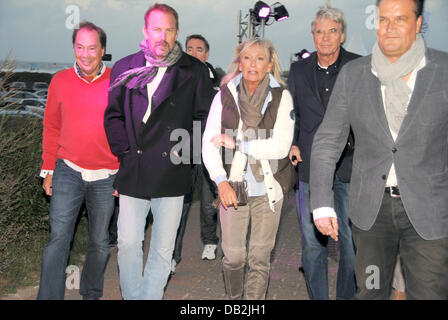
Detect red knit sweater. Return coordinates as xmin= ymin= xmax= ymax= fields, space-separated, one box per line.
xmin=41 ymin=67 xmax=119 ymax=171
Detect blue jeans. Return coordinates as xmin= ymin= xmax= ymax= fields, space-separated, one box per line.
xmin=117 ymin=194 xmax=184 ymax=300
xmin=37 ymin=159 xmax=116 ymax=300
xmin=297 ymin=177 xmax=356 ymax=300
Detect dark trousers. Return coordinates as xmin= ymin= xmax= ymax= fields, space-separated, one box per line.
xmin=108 ymin=198 xmax=119 ymax=244
xmin=352 ymin=191 xmax=448 ymax=300
xmin=172 ymin=164 xmax=218 ymax=264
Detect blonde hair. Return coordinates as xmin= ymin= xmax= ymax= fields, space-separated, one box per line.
xmin=221 ymin=38 xmax=285 ymax=87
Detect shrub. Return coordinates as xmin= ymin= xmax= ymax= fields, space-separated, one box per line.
xmin=0 ymin=57 xmax=92 ymax=296
xmin=0 ymin=116 xmax=50 ymax=292
xmin=0 ymin=57 xmax=51 ymax=293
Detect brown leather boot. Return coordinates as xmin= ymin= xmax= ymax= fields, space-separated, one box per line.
xmin=393 ymin=289 xmax=406 ymax=300
xmin=244 ymin=270 xmax=269 ymax=300
xmin=223 ymin=268 xmax=245 ymax=300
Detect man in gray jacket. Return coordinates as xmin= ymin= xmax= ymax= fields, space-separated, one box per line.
xmin=309 ymin=0 xmax=448 ymax=299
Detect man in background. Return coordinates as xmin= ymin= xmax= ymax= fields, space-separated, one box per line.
xmin=171 ymin=34 xmax=221 ymax=274
xmin=288 ymin=6 xmax=359 ymax=300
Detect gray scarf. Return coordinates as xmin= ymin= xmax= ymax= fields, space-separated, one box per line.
xmin=372 ymin=33 xmax=425 ymax=134
xmin=238 ymin=75 xmax=270 ymax=182
xmin=109 ymin=39 xmax=182 ymax=90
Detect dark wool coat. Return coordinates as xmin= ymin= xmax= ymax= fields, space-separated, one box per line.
xmin=105 ymin=51 xmax=214 ymax=199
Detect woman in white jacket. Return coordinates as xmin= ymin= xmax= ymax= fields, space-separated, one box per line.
xmin=202 ymin=38 xmax=295 ymax=300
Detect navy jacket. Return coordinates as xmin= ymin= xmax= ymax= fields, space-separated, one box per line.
xmin=104 ymin=51 xmax=213 ymax=199
xmin=288 ymin=48 xmax=360 ymax=183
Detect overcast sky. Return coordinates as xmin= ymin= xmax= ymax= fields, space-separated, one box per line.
xmin=1 ymin=0 xmax=447 ymax=71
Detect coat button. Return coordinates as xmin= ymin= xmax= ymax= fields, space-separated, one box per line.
xmin=137 ymin=150 xmax=142 ymax=154
xmin=382 ymin=174 xmax=387 ymax=180
xmin=162 ymin=152 xmax=167 ymax=157
xmin=392 ymin=147 xmax=398 ymax=153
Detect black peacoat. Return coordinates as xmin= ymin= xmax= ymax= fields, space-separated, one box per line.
xmin=104 ymin=51 xmax=214 ymax=199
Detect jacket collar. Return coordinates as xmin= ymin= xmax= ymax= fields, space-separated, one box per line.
xmin=226 ymin=74 xmax=279 ymax=115
xmin=128 ymin=51 xmax=196 ymax=115
xmin=229 ymin=73 xmax=280 ymax=90
xmin=128 ymin=50 xmax=195 ymax=69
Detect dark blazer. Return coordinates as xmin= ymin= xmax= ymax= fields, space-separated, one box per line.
xmin=205 ymin=61 xmax=222 ymax=89
xmin=310 ymin=48 xmax=448 ymax=240
xmin=287 ymin=48 xmax=360 ymax=183
xmin=104 ymin=51 xmax=213 ymax=199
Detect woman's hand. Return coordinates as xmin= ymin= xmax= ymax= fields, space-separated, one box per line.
xmin=211 ymin=134 xmax=236 ymax=149
xmin=217 ymin=181 xmax=238 ymax=210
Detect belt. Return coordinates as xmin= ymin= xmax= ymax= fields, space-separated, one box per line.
xmin=385 ymin=186 xmax=400 ymax=198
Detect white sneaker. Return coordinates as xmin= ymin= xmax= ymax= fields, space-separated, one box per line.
xmin=202 ymin=244 xmax=217 ymax=260
xmin=170 ymin=259 xmax=177 ymax=274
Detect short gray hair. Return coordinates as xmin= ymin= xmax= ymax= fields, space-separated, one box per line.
xmin=311 ymin=5 xmax=347 ymax=36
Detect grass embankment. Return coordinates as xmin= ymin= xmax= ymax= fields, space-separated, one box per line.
xmin=0 ymin=116 xmax=89 ymax=296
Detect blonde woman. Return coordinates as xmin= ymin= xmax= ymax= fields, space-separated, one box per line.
xmin=202 ymin=38 xmax=296 ymax=299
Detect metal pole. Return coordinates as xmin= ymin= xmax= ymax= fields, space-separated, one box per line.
xmin=248 ymin=10 xmax=254 ymax=38
xmin=260 ymin=19 xmax=265 ymax=38
xmin=237 ymin=10 xmax=242 ymax=43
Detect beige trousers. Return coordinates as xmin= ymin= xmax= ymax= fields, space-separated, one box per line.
xmin=220 ymin=195 xmax=283 ymax=300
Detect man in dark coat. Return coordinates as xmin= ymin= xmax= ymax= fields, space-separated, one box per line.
xmin=287 ymin=5 xmax=360 ymax=300
xmin=104 ymin=3 xmax=213 ymax=300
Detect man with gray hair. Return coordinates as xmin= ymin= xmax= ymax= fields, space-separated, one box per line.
xmin=288 ymin=5 xmax=360 ymax=299
xmin=310 ymin=0 xmax=448 ymax=299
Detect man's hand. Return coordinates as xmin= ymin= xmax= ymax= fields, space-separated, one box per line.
xmin=217 ymin=181 xmax=238 ymax=210
xmin=211 ymin=134 xmax=236 ymax=149
xmin=42 ymin=174 xmax=53 ymax=196
xmin=314 ymin=217 xmax=339 ymax=241
xmin=289 ymin=145 xmax=302 ymax=166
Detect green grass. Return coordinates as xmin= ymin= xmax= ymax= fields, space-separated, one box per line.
xmin=0 ymin=113 xmax=90 ymax=296
xmin=0 ymin=213 xmax=90 ymax=296
xmin=0 ymin=60 xmax=92 ymax=297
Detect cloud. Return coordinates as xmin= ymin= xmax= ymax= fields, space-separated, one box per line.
xmin=106 ymin=0 xmax=128 ymax=10
xmin=64 ymin=0 xmax=92 ymax=11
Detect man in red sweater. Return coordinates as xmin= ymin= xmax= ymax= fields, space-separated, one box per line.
xmin=37 ymin=21 xmax=119 ymax=300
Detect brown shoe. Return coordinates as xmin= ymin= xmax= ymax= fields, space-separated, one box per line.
xmin=393 ymin=289 xmax=406 ymax=300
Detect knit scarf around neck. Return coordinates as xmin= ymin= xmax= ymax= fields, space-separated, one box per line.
xmin=371 ymin=33 xmax=425 ymax=134
xmin=238 ymin=74 xmax=270 ymax=182
xmin=109 ymin=39 xmax=182 ymax=90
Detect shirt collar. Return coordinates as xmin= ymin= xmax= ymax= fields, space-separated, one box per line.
xmin=73 ymin=62 xmax=106 ymax=83
xmin=230 ymin=73 xmax=280 ymax=89
xmin=316 ymin=49 xmax=343 ymax=72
